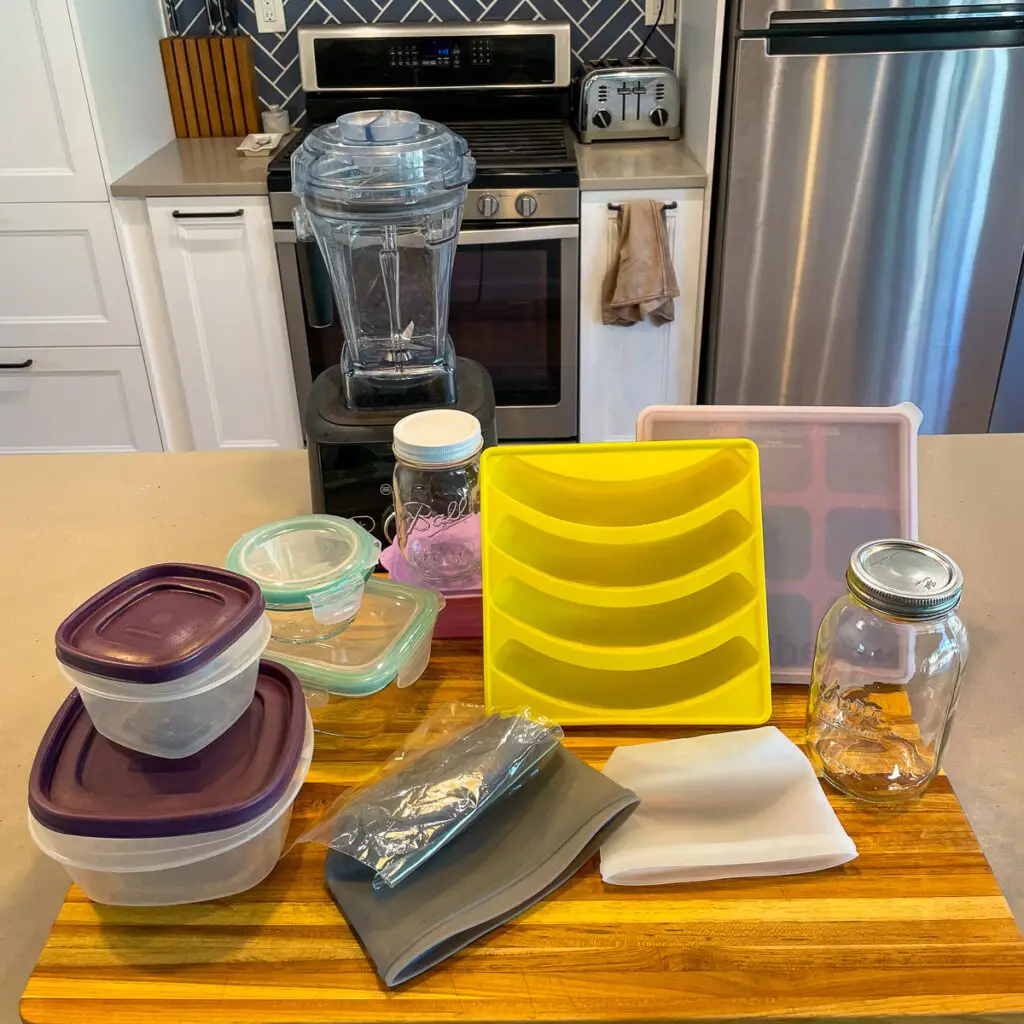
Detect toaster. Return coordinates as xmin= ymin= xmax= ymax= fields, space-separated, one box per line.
xmin=574 ymin=58 xmax=681 ymax=144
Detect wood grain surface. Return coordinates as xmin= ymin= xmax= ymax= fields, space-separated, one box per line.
xmin=20 ymin=641 xmax=1024 ymax=1024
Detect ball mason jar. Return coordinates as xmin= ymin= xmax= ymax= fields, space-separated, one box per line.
xmin=806 ymin=539 xmax=968 ymax=805
xmin=392 ymin=409 xmax=482 ymax=585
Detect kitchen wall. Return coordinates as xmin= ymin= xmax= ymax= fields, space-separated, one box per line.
xmin=168 ymin=0 xmax=674 ymax=120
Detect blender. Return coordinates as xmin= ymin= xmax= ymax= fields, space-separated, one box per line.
xmin=293 ymin=110 xmax=497 ymax=541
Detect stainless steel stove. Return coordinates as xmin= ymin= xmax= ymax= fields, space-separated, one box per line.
xmin=271 ymin=21 xmax=580 ymax=440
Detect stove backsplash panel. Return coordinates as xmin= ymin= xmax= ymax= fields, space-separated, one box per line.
xmin=167 ymin=0 xmax=674 ymax=121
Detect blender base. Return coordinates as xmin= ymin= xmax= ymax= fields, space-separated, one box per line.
xmin=306 ymin=357 xmax=497 ymax=546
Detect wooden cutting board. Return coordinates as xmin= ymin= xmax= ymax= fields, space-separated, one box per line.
xmin=19 ymin=650 xmax=1024 ymax=1024
xmin=159 ymin=35 xmax=261 ymax=138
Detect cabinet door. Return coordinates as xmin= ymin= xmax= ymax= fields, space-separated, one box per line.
xmin=0 ymin=203 xmax=139 ymax=348
xmin=1 ymin=0 xmax=106 ymax=202
xmin=0 ymin=347 xmax=161 ymax=453
xmin=579 ymin=189 xmax=703 ymax=443
xmin=148 ymin=197 xmax=303 ymax=451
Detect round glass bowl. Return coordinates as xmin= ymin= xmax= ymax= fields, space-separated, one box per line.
xmin=227 ymin=515 xmax=382 ymax=645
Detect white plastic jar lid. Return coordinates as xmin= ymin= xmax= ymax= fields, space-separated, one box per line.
xmin=393 ymin=410 xmax=483 ymax=467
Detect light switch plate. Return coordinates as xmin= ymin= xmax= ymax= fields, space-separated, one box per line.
xmin=255 ymin=0 xmax=287 ymax=33
xmin=644 ymin=0 xmax=675 ymax=25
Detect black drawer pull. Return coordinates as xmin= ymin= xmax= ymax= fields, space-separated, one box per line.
xmin=607 ymin=201 xmax=678 ymax=211
xmin=172 ymin=209 xmax=244 ymax=219
xmin=0 ymin=358 xmax=32 ymax=369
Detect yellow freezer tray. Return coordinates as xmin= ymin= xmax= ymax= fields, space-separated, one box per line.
xmin=481 ymin=440 xmax=772 ymax=725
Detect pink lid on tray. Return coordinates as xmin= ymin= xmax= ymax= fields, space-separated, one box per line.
xmin=28 ymin=661 xmax=306 ymax=839
xmin=55 ymin=563 xmax=265 ymax=684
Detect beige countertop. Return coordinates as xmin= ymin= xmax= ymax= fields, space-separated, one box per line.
xmin=1 ymin=437 xmax=1021 ymax=1023
xmin=110 ymin=135 xmax=705 ymax=198
xmin=110 ymin=137 xmax=276 ymax=197
xmin=576 ymin=137 xmax=706 ymax=191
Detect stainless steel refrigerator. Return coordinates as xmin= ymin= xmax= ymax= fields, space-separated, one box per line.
xmin=705 ymin=0 xmax=1024 ymax=433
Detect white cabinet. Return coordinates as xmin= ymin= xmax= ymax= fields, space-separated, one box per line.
xmin=148 ymin=197 xmax=302 ymax=451
xmin=0 ymin=202 xmax=140 ymax=348
xmin=0 ymin=347 xmax=161 ymax=453
xmin=579 ymin=189 xmax=703 ymax=443
xmin=0 ymin=0 xmax=106 ymax=203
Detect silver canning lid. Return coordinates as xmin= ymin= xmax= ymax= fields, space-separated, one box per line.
xmin=847 ymin=539 xmax=964 ymax=619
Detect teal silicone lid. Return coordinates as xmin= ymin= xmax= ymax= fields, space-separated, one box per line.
xmin=226 ymin=515 xmax=381 ymax=613
xmin=265 ymin=577 xmax=443 ymax=696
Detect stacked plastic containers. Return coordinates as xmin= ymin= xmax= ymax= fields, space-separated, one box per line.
xmin=29 ymin=564 xmax=314 ymax=905
xmin=226 ymin=515 xmax=444 ymax=733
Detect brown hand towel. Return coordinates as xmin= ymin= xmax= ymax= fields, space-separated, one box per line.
xmin=602 ymin=200 xmax=680 ymax=326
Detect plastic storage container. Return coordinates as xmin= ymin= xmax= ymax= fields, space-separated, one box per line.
xmin=806 ymin=540 xmax=968 ymax=803
xmin=637 ymin=403 xmax=921 ymax=683
xmin=481 ymin=440 xmax=772 ymax=725
xmin=380 ymin=540 xmax=482 ymax=638
xmin=227 ymin=515 xmax=381 ymax=645
xmin=28 ymin=661 xmax=312 ymax=906
xmin=266 ymin=577 xmax=444 ymax=698
xmin=55 ymin=564 xmax=269 ymax=758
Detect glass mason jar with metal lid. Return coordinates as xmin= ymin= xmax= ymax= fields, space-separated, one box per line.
xmin=806 ymin=539 xmax=969 ymax=804
xmin=392 ymin=409 xmax=482 ymax=585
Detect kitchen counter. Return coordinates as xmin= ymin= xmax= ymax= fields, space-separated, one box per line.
xmin=576 ymin=137 xmax=707 ymax=190
xmin=110 ymin=135 xmax=706 ymax=199
xmin=2 ymin=436 xmax=1024 ymax=1023
xmin=110 ymin=137 xmax=276 ymax=197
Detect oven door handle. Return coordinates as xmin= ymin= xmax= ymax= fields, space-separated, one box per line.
xmin=274 ymin=223 xmax=580 ymax=247
xmin=457 ymin=224 xmax=579 ymax=246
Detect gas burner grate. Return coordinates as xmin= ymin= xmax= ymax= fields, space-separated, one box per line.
xmin=448 ymin=120 xmax=574 ymax=169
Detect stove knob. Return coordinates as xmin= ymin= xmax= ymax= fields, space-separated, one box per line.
xmin=515 ymin=193 xmax=538 ymax=218
xmin=650 ymin=107 xmax=670 ymax=128
xmin=477 ymin=193 xmax=500 ymax=217
xmin=592 ymin=109 xmax=613 ymax=129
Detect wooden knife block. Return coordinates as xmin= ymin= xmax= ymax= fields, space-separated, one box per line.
xmin=160 ymin=36 xmax=261 ymax=138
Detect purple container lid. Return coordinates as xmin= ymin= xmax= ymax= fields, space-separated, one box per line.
xmin=55 ymin=563 xmax=265 ymax=684
xmin=28 ymin=660 xmax=307 ymax=839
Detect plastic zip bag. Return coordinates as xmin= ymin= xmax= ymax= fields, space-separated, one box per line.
xmin=296 ymin=703 xmax=563 ymax=888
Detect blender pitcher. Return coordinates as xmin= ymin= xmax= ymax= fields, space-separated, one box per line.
xmin=291 ymin=110 xmax=475 ymax=409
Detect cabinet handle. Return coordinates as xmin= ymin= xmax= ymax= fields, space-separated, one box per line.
xmin=171 ymin=209 xmax=244 ymax=219
xmin=0 ymin=358 xmax=32 ymax=369
xmin=607 ymin=201 xmax=677 ymax=212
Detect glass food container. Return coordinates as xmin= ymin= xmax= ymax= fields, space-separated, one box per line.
xmin=291 ymin=109 xmax=475 ymax=409
xmin=393 ymin=409 xmax=482 ymax=585
xmin=227 ymin=515 xmax=381 ymax=645
xmin=806 ymin=539 xmax=968 ymax=804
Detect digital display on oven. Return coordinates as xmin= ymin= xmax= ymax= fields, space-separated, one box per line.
xmin=417 ymin=39 xmax=457 ymax=66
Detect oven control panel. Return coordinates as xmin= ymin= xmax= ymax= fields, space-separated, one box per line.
xmin=300 ymin=23 xmax=571 ymax=91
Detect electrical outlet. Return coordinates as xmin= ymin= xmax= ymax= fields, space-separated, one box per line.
xmin=255 ymin=0 xmax=287 ymax=33
xmin=644 ymin=0 xmax=675 ymax=26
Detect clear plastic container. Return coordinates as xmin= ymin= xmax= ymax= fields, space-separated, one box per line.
xmin=227 ymin=515 xmax=381 ymax=645
xmin=806 ymin=539 xmax=968 ymax=804
xmin=29 ymin=663 xmax=312 ymax=906
xmin=62 ymin=615 xmax=271 ymax=760
xmin=54 ymin=563 xmax=268 ymax=758
xmin=291 ymin=110 xmax=475 ymax=408
xmin=393 ymin=409 xmax=483 ymax=585
xmin=637 ymin=403 xmax=921 ymax=683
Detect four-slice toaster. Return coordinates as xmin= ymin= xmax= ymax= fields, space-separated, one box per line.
xmin=573 ymin=58 xmax=681 ymax=144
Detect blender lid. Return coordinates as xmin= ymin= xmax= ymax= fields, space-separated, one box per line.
xmin=226 ymin=515 xmax=382 ymax=612
xmin=291 ymin=109 xmax=476 ymax=206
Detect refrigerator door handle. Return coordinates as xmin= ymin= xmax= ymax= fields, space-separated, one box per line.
xmin=739 ymin=0 xmax=1024 ymax=32
xmin=767 ymin=23 xmax=1024 ymax=54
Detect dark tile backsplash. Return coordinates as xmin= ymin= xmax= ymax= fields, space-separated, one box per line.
xmin=168 ymin=0 xmax=673 ymax=120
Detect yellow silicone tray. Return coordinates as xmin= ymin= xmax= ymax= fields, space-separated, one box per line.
xmin=481 ymin=440 xmax=772 ymax=725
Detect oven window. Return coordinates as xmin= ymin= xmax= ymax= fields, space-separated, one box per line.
xmin=449 ymin=239 xmax=563 ymax=407
xmin=303 ymin=237 xmax=564 ymax=409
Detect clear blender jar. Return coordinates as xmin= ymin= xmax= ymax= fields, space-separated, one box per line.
xmin=291 ymin=110 xmax=475 ymax=409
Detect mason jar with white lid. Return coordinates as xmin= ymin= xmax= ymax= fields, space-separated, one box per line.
xmin=806 ymin=539 xmax=969 ymax=804
xmin=392 ymin=409 xmax=482 ymax=585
